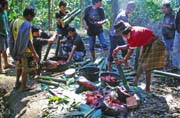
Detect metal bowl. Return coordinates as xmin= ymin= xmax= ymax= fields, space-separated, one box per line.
xmin=79 ymin=66 xmax=100 ymax=82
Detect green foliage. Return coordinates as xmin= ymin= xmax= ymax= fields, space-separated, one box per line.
xmin=129 ymin=0 xmax=178 ymax=26
xmin=48 ymin=96 xmax=70 ymax=104
xmin=8 ymin=0 xmax=111 ymax=30
xmin=7 ymin=0 xmax=179 ymax=30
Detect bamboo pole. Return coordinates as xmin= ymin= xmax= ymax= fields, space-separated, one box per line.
xmin=152 ymin=70 xmax=180 ymax=79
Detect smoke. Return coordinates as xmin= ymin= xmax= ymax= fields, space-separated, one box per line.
xmin=162 ymin=0 xmax=170 ymax=4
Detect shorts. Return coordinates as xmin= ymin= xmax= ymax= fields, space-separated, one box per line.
xmin=0 ymin=35 xmax=8 ymax=52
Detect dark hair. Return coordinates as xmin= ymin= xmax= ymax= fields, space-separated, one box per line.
xmin=67 ymin=26 xmax=76 ymax=32
xmin=23 ymin=5 xmax=36 ymax=17
xmin=0 ymin=0 xmax=8 ymax=8
xmin=59 ymin=1 xmax=67 ymax=7
xmin=122 ymin=27 xmax=131 ymax=35
xmin=32 ymin=26 xmax=40 ymax=33
xmin=92 ymin=0 xmax=102 ymax=5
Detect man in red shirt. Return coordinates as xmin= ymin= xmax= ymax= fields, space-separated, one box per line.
xmin=113 ymin=21 xmax=165 ymax=92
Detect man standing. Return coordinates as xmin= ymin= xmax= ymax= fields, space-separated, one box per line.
xmin=172 ymin=7 xmax=180 ymax=69
xmin=0 ymin=0 xmax=13 ymax=73
xmin=10 ymin=6 xmax=39 ymax=91
xmin=84 ymin=0 xmax=108 ymax=61
xmin=108 ymin=1 xmax=136 ymax=71
xmin=113 ymin=21 xmax=165 ymax=92
xmin=161 ymin=3 xmax=175 ymax=68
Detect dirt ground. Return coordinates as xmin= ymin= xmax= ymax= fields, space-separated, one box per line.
xmin=0 ymin=34 xmax=180 ymax=118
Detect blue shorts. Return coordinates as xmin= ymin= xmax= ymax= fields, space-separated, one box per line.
xmin=73 ymin=51 xmax=85 ymax=61
xmin=88 ymin=32 xmax=108 ymax=51
xmin=163 ymin=37 xmax=174 ymax=51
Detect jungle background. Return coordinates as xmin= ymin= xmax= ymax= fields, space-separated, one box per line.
xmin=8 ymin=0 xmax=180 ymax=33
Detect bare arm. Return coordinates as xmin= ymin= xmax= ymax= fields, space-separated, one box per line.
xmin=113 ymin=45 xmax=129 ymax=56
xmin=60 ymin=38 xmax=68 ymax=43
xmin=28 ymin=41 xmax=39 ymax=62
xmin=67 ymin=45 xmax=76 ymax=63
xmin=57 ymin=18 xmax=65 ymax=28
xmin=124 ymin=49 xmax=133 ymax=62
xmin=47 ymin=32 xmax=57 ymax=44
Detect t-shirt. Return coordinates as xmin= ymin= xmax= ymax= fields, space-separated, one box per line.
xmin=12 ymin=16 xmax=33 ymax=53
xmin=125 ymin=26 xmax=155 ymax=49
xmin=33 ymin=37 xmax=48 ymax=60
xmin=110 ymin=10 xmax=128 ymax=36
xmin=55 ymin=11 xmax=69 ymax=30
xmin=162 ymin=11 xmax=175 ymax=39
xmin=84 ymin=6 xmax=106 ymax=36
xmin=73 ymin=33 xmax=85 ymax=52
xmin=0 ymin=11 xmax=9 ymax=36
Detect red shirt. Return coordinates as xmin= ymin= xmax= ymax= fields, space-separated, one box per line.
xmin=125 ymin=26 xmax=155 ymax=49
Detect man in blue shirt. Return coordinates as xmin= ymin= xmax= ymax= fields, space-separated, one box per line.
xmin=84 ymin=0 xmax=108 ymax=61
xmin=107 ymin=1 xmax=136 ymax=71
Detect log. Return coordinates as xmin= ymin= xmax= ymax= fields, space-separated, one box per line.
xmin=37 ymin=76 xmax=67 ymax=84
xmin=61 ymin=8 xmax=79 ymax=21
xmin=152 ymin=70 xmax=180 ymax=79
xmin=63 ymin=9 xmax=81 ymax=26
xmin=43 ymin=43 xmax=52 ymax=61
xmin=37 ymin=79 xmax=59 ymax=87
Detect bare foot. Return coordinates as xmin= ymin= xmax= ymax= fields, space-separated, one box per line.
xmin=14 ymin=81 xmax=21 ymax=89
xmin=22 ymin=85 xmax=36 ymax=91
xmin=0 ymin=69 xmax=5 ymax=74
xmin=144 ymin=88 xmax=151 ymax=93
xmin=4 ymin=64 xmax=14 ymax=69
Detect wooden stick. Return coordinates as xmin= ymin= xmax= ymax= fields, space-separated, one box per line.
xmin=43 ymin=43 xmax=52 ymax=61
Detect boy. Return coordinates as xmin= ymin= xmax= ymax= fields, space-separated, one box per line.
xmin=84 ymin=0 xmax=108 ymax=61
xmin=31 ymin=26 xmax=63 ymax=71
xmin=113 ymin=21 xmax=165 ymax=92
xmin=32 ymin=26 xmax=57 ymax=60
xmin=55 ymin=0 xmax=69 ymax=56
xmin=10 ymin=6 xmax=39 ymax=91
xmin=0 ymin=0 xmax=13 ymax=73
xmin=60 ymin=26 xmax=85 ymax=63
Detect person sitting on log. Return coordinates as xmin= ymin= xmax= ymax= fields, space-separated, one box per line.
xmin=31 ymin=26 xmax=64 ymax=71
xmin=113 ymin=21 xmax=165 ymax=93
xmin=60 ymin=26 xmax=86 ymax=63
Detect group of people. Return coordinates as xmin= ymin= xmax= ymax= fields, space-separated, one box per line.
xmin=0 ymin=0 xmax=180 ymax=92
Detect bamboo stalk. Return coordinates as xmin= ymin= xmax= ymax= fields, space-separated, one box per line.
xmin=116 ymin=64 xmax=130 ymax=90
xmin=152 ymin=70 xmax=180 ymax=79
